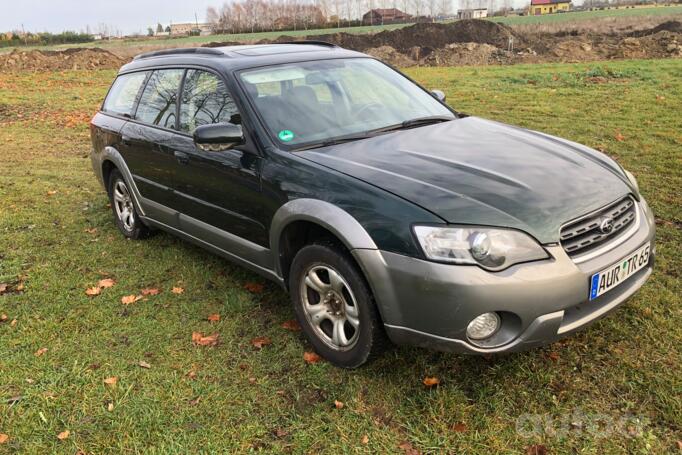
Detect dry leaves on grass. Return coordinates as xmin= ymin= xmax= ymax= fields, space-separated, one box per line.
xmin=85 ymin=286 xmax=101 ymax=297
xmin=614 ymin=131 xmax=626 ymax=142
xmin=141 ymin=288 xmax=160 ymax=296
xmin=84 ymin=227 xmax=98 ymax=234
xmin=526 ymin=445 xmax=548 ymax=455
xmin=244 ymin=282 xmax=264 ymax=293
xmin=98 ymin=278 xmax=115 ymax=288
xmin=303 ymin=351 xmax=322 ymax=364
xmin=138 ymin=361 xmax=151 ymax=369
xmin=398 ymin=440 xmax=421 ymax=455
xmin=0 ymin=314 xmax=7 ymax=322
xmin=103 ymin=376 xmax=118 ymax=387
xmin=121 ymin=295 xmax=142 ymax=305
xmin=334 ymin=400 xmax=344 ymax=409
xmin=171 ymin=286 xmax=184 ymax=294
xmin=34 ymin=347 xmax=48 ymax=357
xmin=46 ymin=190 xmax=58 ymax=196
xmin=192 ymin=332 xmax=219 ymax=346
xmin=57 ymin=430 xmax=70 ymax=440
xmin=452 ymin=422 xmax=467 ymax=433
xmin=423 ymin=376 xmax=440 ymax=388
xmin=361 ymin=435 xmax=369 ymax=444
xmin=281 ymin=319 xmax=301 ymax=331
xmin=207 ymin=313 xmax=220 ymax=322
xmin=0 ymin=283 xmax=7 ymax=295
xmin=251 ymin=336 xmax=272 ymax=349
xmin=0 ymin=434 xmax=8 ymax=444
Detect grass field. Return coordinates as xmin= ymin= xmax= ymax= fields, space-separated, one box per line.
xmin=491 ymin=4 xmax=682 ymax=25
xmin=0 ymin=58 xmax=681 ymax=453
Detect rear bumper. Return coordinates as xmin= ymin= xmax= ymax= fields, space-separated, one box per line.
xmin=353 ymin=198 xmax=655 ymax=354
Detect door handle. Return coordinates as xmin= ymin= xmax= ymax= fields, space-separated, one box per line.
xmin=174 ymin=150 xmax=190 ymax=165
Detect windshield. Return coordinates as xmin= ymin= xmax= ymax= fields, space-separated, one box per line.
xmin=239 ymin=58 xmax=455 ymax=148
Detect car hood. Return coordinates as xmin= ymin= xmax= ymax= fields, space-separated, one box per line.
xmin=298 ymin=117 xmax=635 ymax=244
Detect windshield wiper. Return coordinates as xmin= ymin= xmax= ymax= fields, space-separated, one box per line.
xmin=295 ymin=132 xmax=376 ymax=151
xmin=389 ymin=115 xmax=455 ymax=131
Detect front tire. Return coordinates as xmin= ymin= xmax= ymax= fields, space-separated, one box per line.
xmin=107 ymin=169 xmax=150 ymax=240
xmin=289 ymin=243 xmax=387 ymax=368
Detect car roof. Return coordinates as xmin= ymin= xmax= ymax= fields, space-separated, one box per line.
xmin=119 ymin=42 xmax=368 ymax=74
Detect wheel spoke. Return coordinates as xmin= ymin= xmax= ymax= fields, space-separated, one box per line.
xmin=332 ymin=318 xmax=349 ymax=346
xmin=305 ymin=271 xmax=329 ymax=295
xmin=327 ymin=268 xmax=345 ymax=294
xmin=346 ymin=314 xmax=360 ymax=329
xmin=305 ymin=302 xmax=329 ymax=322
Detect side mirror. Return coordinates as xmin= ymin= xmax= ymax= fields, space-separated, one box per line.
xmin=431 ymin=89 xmax=446 ymax=103
xmin=193 ymin=123 xmax=243 ymax=152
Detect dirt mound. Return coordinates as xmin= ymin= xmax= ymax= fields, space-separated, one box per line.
xmin=423 ymin=42 xmax=512 ymax=66
xmin=264 ymin=20 xmax=521 ymax=57
xmin=364 ymin=46 xmax=417 ymax=67
xmin=0 ymin=48 xmax=126 ymax=72
xmin=200 ymin=41 xmax=243 ymax=48
xmin=629 ymin=20 xmax=682 ymax=37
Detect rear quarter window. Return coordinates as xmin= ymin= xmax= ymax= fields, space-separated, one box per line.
xmin=102 ymin=72 xmax=148 ymax=116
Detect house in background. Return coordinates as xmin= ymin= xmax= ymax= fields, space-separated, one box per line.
xmin=362 ymin=8 xmax=412 ymax=25
xmin=457 ymin=8 xmax=489 ymax=19
xmin=529 ymin=0 xmax=571 ymax=15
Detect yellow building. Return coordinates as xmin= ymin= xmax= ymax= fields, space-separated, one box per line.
xmin=530 ymin=0 xmax=571 ymax=15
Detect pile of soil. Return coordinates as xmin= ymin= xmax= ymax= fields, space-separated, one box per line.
xmin=0 ymin=48 xmax=126 ymax=72
xmin=423 ymin=42 xmax=511 ymax=66
xmin=629 ymin=20 xmax=682 ymax=37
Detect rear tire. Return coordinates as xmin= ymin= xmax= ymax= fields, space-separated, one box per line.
xmin=107 ymin=169 xmax=150 ymax=240
xmin=289 ymin=243 xmax=387 ymax=368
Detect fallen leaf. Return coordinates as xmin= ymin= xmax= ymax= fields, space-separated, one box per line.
xmin=303 ymin=351 xmax=322 ymax=364
xmin=10 ymin=319 xmax=17 ymax=327
xmin=548 ymin=351 xmax=560 ymax=362
xmin=57 ymin=430 xmax=70 ymax=440
xmin=423 ymin=376 xmax=440 ymax=388
xmin=398 ymin=440 xmax=420 ymax=455
xmin=15 ymin=283 xmax=24 ymax=292
xmin=85 ymin=286 xmax=101 ymax=296
xmin=103 ymin=376 xmax=118 ymax=387
xmin=98 ymin=278 xmax=115 ymax=288
xmin=677 ymin=440 xmax=682 ymax=450
xmin=207 ymin=313 xmax=220 ymax=322
xmin=361 ymin=435 xmax=369 ymax=444
xmin=84 ymin=227 xmax=98 ymax=234
xmin=248 ymin=376 xmax=257 ymax=384
xmin=187 ymin=370 xmax=197 ymax=379
xmin=281 ymin=319 xmax=301 ymax=331
xmin=334 ymin=400 xmax=344 ymax=409
xmin=0 ymin=283 xmax=7 ymax=294
xmin=251 ymin=336 xmax=272 ymax=349
xmin=0 ymin=314 xmax=7 ymax=322
xmin=244 ymin=282 xmax=264 ymax=293
xmin=107 ymin=402 xmax=114 ymax=411
xmin=189 ymin=396 xmax=201 ymax=406
xmin=121 ymin=295 xmax=142 ymax=305
xmin=47 ymin=190 xmax=58 ymax=196
xmin=141 ymin=288 xmax=160 ymax=296
xmin=138 ymin=361 xmax=151 ymax=369
xmin=192 ymin=332 xmax=219 ymax=346
xmin=615 ymin=131 xmax=625 ymax=142
xmin=0 ymin=434 xmax=8 ymax=444
xmin=526 ymin=444 xmax=548 ymax=455
xmin=274 ymin=428 xmax=289 ymax=438
xmin=34 ymin=347 xmax=48 ymax=357
xmin=171 ymin=287 xmax=184 ymax=294
xmin=452 ymin=422 xmax=467 ymax=433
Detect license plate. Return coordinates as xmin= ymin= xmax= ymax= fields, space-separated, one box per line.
xmin=589 ymin=243 xmax=651 ymax=300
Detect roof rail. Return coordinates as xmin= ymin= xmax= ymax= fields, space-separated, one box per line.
xmin=276 ymin=40 xmax=338 ymax=48
xmin=133 ymin=47 xmax=224 ymax=60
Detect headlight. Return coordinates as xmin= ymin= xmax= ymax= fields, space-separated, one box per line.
xmin=624 ymin=170 xmax=639 ymax=193
xmin=413 ymin=226 xmax=548 ymax=271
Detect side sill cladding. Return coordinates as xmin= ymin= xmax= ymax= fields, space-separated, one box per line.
xmin=269 ymin=199 xmax=378 ymax=277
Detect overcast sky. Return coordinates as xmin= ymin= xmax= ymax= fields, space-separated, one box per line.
xmin=1 ymin=0 xmax=219 ymax=34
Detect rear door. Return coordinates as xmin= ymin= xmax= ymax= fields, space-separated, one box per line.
xmin=119 ymin=68 xmax=184 ymax=220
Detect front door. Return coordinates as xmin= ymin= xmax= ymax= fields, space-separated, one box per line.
xmin=170 ymin=69 xmax=268 ymax=248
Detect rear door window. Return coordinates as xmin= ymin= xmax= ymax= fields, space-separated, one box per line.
xmin=179 ymin=70 xmax=240 ymax=133
xmin=102 ymin=72 xmax=148 ymax=117
xmin=135 ymin=69 xmax=184 ymax=129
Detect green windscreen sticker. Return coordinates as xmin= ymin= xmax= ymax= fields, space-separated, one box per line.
xmin=278 ymin=130 xmax=295 ymax=142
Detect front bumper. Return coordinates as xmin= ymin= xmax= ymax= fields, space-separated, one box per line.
xmin=353 ymin=199 xmax=655 ymax=354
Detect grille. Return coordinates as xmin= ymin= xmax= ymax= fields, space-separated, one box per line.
xmin=560 ymin=196 xmax=637 ymax=257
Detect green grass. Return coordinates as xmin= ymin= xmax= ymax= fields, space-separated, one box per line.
xmin=1 ymin=59 xmax=681 ymax=453
xmin=490 ymin=5 xmax=682 ymax=25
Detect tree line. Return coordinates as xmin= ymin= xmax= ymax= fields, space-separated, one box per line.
xmin=0 ymin=31 xmax=94 ymax=48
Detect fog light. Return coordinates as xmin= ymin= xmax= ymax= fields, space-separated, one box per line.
xmin=467 ymin=312 xmax=501 ymax=340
